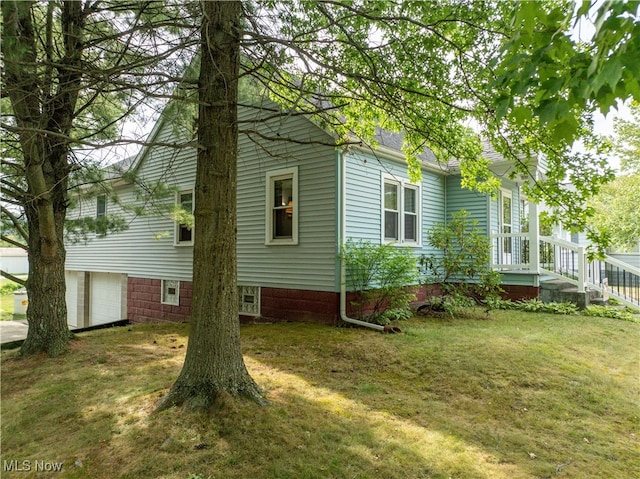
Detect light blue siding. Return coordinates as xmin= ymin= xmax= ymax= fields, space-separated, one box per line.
xmin=445 ymin=175 xmax=489 ymax=235
xmin=66 ymin=98 xmax=533 ymax=297
xmin=65 ymin=118 xmax=197 ymax=281
xmin=500 ymin=272 xmax=538 ymax=286
xmin=236 ymin=105 xmax=338 ymax=291
xmin=344 ymin=150 xmax=446 ymax=258
xmin=66 ymin=103 xmax=339 ymax=291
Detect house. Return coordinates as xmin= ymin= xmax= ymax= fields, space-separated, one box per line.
xmin=0 ymin=248 xmax=28 ymax=275
xmin=547 ymin=224 xmax=640 ymax=307
xmin=64 ymin=101 xmax=548 ymax=327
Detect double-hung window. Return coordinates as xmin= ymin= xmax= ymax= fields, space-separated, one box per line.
xmin=383 ymin=177 xmax=421 ymax=245
xmin=96 ymin=194 xmax=107 ymax=219
xmin=95 ymin=194 xmax=107 ymax=237
xmin=499 ymin=189 xmax=513 ymax=263
xmin=266 ymin=167 xmax=298 ymax=245
xmin=175 ymin=190 xmax=194 ymax=245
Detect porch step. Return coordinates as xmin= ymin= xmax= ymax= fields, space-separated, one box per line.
xmin=539 ymin=279 xmax=575 ymax=291
xmin=589 ymin=297 xmax=609 ymax=307
xmin=539 ymin=279 xmax=601 ymax=309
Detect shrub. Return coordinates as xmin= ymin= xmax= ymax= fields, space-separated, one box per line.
xmin=489 ymin=297 xmax=578 ymax=315
xmin=0 ymin=281 xmax=23 ymax=295
xmin=341 ymin=239 xmax=419 ymax=324
xmin=487 ymin=297 xmax=640 ymax=321
xmin=583 ymin=305 xmax=639 ymax=322
xmin=420 ymin=210 xmax=502 ymax=317
xmin=418 ymin=292 xmax=476 ymax=318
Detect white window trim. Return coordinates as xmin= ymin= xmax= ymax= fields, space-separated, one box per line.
xmin=96 ymin=194 xmax=107 ymax=219
xmin=500 ymin=188 xmax=513 ymax=232
xmin=161 ymin=279 xmax=180 ymax=306
xmin=265 ymin=167 xmax=298 ymax=245
xmin=381 ymin=174 xmax=422 ymax=246
xmin=95 ymin=194 xmax=108 ymax=238
xmin=499 ymin=188 xmax=514 ymax=263
xmin=174 ymin=189 xmax=194 ymax=246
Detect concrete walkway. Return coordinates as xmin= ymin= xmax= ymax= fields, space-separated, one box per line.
xmin=0 ymin=319 xmax=130 ymax=349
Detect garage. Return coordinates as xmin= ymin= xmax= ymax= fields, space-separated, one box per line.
xmin=90 ymin=272 xmax=127 ymax=326
xmin=65 ymin=271 xmax=79 ymax=327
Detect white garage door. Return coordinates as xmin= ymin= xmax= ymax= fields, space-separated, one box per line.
xmin=90 ymin=272 xmax=126 ymax=325
xmin=65 ymin=271 xmax=79 ymax=327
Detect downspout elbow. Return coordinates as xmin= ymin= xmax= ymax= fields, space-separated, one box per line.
xmin=339 ymin=286 xmax=385 ymax=331
xmin=339 ymin=293 xmax=401 ymax=333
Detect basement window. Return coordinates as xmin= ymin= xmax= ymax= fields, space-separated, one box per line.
xmin=238 ymin=285 xmax=260 ymax=316
xmin=161 ymin=280 xmax=180 ymax=306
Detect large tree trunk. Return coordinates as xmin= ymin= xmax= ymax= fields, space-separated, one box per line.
xmin=21 ymin=193 xmax=70 ymax=357
xmin=2 ymin=1 xmax=83 ymax=356
xmin=158 ymin=1 xmax=264 ymax=410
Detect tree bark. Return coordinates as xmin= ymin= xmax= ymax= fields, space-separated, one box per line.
xmin=2 ymin=1 xmax=84 ymax=356
xmin=158 ymin=1 xmax=264 ymax=410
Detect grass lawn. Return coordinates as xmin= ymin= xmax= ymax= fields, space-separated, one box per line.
xmin=0 ymin=293 xmax=16 ymax=321
xmin=1 ymin=311 xmax=638 ymax=479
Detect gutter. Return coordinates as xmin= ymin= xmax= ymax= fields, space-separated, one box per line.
xmin=338 ymin=149 xmax=400 ymax=333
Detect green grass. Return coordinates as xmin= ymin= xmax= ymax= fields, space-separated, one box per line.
xmin=1 ymin=311 xmax=639 ymax=479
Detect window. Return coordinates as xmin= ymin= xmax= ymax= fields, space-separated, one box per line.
xmin=383 ymin=177 xmax=421 ymax=245
xmin=384 ymin=182 xmax=399 ymax=241
xmin=175 ymin=190 xmax=194 ymax=245
xmin=500 ymin=190 xmax=513 ymax=262
xmin=404 ymin=187 xmax=418 ymax=242
xmin=96 ymin=195 xmax=107 ymax=219
xmin=95 ymin=194 xmax=107 ymax=237
xmin=161 ymin=280 xmax=180 ymax=306
xmin=238 ymin=285 xmax=260 ymax=316
xmin=266 ymin=167 xmax=298 ymax=245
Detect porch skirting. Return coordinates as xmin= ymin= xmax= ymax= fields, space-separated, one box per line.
xmin=500 ymin=284 xmax=539 ymax=301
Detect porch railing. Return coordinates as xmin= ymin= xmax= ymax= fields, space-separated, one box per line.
xmin=490 ymin=232 xmax=533 ymax=272
xmin=490 ymin=233 xmax=640 ymax=308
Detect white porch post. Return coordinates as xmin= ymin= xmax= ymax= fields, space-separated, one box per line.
xmin=577 ymin=245 xmax=586 ymax=293
xmin=528 ymin=197 xmax=540 ymax=274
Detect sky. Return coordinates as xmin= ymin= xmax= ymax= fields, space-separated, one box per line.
xmin=593 ymin=103 xmax=631 ymax=171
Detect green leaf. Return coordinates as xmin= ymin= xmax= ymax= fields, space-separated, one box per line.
xmin=537 ymin=100 xmax=559 ymax=125
xmin=509 ymin=106 xmax=532 ymax=125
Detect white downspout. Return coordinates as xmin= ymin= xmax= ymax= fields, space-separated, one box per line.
xmin=338 ymin=149 xmax=388 ymax=332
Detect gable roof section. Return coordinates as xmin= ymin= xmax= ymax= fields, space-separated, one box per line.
xmin=113 ymin=94 xmax=527 ymax=181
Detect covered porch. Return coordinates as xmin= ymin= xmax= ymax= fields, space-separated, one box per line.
xmin=490 ymin=201 xmax=640 ymax=308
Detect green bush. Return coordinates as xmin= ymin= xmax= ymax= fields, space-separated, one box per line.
xmin=488 ymin=297 xmax=640 ymax=321
xmin=583 ymin=305 xmax=639 ymax=322
xmin=341 ymin=239 xmax=419 ymax=324
xmin=488 ymin=297 xmax=577 ymax=315
xmin=0 ymin=281 xmax=23 ymax=295
xmin=419 ymin=292 xmax=476 ymax=318
xmin=420 ymin=210 xmax=502 ymax=317
xmin=421 ymin=210 xmax=490 ymax=284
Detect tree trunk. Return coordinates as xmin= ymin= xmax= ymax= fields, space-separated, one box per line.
xmin=2 ymin=0 xmax=82 ymax=356
xmin=21 ymin=197 xmax=70 ymax=357
xmin=158 ymin=1 xmax=264 ymax=410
